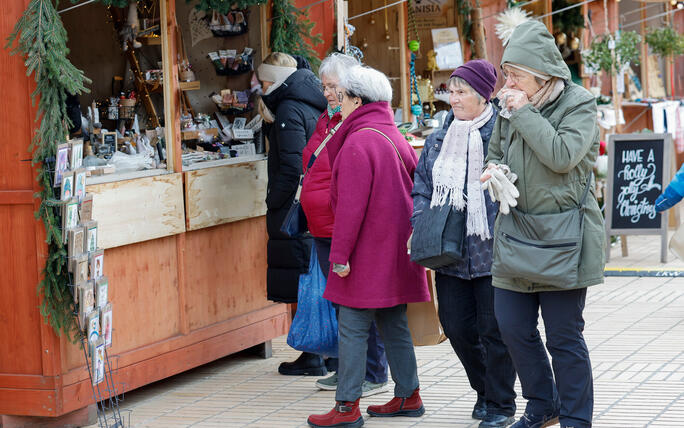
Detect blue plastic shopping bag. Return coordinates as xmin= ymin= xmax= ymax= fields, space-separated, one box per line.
xmin=287 ymin=246 xmax=338 ymax=357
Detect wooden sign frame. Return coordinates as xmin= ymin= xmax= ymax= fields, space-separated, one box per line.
xmin=605 ymin=133 xmax=672 ymax=263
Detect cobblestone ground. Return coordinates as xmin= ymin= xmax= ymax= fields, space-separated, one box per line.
xmin=88 ymin=236 xmax=684 ymax=428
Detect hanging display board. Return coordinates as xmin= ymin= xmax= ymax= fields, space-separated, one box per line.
xmin=605 ymin=133 xmax=672 ymax=262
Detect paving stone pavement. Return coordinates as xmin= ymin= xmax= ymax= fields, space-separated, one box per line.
xmin=87 ymin=236 xmax=684 ymax=428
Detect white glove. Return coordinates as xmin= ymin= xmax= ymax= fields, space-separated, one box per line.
xmin=481 ymin=164 xmax=520 ymax=215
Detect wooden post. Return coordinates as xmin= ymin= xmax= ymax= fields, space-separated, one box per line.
xmin=336 ymin=0 xmax=345 ymax=51
xmin=544 ymin=0 xmax=553 ymax=33
xmin=640 ymin=6 xmax=649 ymax=98
xmin=260 ymin=3 xmax=271 ymax=60
xmin=470 ymin=8 xmax=487 ymax=60
xmin=399 ymin=1 xmax=410 ymax=122
xmin=161 ymin=0 xmax=181 ymax=173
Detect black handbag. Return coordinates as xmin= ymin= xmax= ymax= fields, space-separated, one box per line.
xmin=410 ymin=203 xmax=466 ymax=270
xmin=280 ymin=123 xmax=341 ymax=237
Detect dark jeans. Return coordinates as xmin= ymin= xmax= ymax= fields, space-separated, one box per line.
xmin=314 ymin=238 xmax=388 ymax=383
xmin=435 ymin=274 xmax=517 ymax=417
xmin=494 ymin=287 xmax=593 ymax=428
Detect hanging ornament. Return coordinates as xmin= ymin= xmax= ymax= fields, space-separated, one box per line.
xmin=344 ymin=22 xmax=364 ymax=61
xmin=408 ymin=40 xmax=420 ymax=52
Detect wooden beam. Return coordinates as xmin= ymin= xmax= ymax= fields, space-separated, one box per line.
xmin=336 ymin=0 xmax=345 ymax=51
xmin=161 ymin=0 xmax=181 ymax=173
xmin=399 ymin=1 xmax=409 ymax=122
xmin=470 ymin=8 xmax=487 ymax=60
xmin=640 ymin=6 xmax=649 ymax=98
xmin=260 ymin=2 xmax=271 ymax=60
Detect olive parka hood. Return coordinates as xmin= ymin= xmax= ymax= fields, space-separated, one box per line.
xmin=486 ymin=19 xmax=606 ymax=292
xmin=501 ymin=20 xmax=572 ymax=80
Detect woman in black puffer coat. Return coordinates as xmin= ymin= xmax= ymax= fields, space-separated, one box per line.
xmin=258 ymin=54 xmax=326 ymax=302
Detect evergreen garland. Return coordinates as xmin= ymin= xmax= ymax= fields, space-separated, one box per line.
xmin=187 ymin=0 xmax=267 ymax=15
xmin=69 ymin=0 xmax=129 ymax=6
xmin=270 ymin=0 xmax=323 ymax=68
xmin=455 ymin=0 xmax=474 ymax=48
xmin=6 ymin=0 xmax=91 ymax=340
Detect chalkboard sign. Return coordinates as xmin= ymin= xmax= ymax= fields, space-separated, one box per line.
xmin=605 ymin=133 xmax=672 ymax=262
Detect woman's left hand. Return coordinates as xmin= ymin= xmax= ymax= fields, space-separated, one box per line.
xmin=500 ymin=89 xmax=531 ymax=111
xmin=337 ymin=264 xmax=351 ymax=277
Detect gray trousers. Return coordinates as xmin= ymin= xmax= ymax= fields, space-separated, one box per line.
xmin=336 ymin=304 xmax=419 ymax=402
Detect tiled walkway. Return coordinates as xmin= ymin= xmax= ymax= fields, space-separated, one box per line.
xmin=89 ymin=236 xmax=684 ymax=428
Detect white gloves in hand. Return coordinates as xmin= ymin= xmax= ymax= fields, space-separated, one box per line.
xmin=480 ymin=164 xmax=520 ymax=215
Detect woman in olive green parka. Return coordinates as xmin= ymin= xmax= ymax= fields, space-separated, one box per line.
xmin=484 ymin=20 xmax=604 ymax=428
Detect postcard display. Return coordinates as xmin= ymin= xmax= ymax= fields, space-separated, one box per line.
xmin=54 ymin=139 xmax=126 ymax=427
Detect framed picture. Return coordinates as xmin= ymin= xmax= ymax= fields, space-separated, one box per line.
xmin=102 ymin=131 xmax=117 ymax=153
xmin=86 ymin=221 xmax=98 ymax=253
xmin=87 ymin=310 xmax=100 ymax=345
xmin=80 ymin=194 xmax=93 ymax=222
xmin=233 ymin=117 xmax=246 ymax=129
xmin=96 ymin=276 xmax=108 ymax=309
xmin=73 ymin=253 xmax=89 ymax=282
xmin=60 ymin=171 xmax=74 ymax=201
xmin=70 ymin=139 xmax=84 ymax=169
xmin=78 ymin=283 xmax=95 ymax=328
xmin=67 ymin=226 xmax=85 ymax=260
xmin=101 ymin=303 xmax=113 ymax=348
xmin=74 ymin=169 xmax=87 ymax=201
xmin=54 ymin=143 xmax=70 ymax=187
xmin=90 ymin=249 xmax=104 ymax=280
xmin=62 ymin=199 xmax=79 ymax=243
xmin=91 ymin=337 xmax=106 ymax=385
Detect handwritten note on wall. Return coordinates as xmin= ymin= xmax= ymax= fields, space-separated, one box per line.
xmin=611 ymin=139 xmax=664 ymax=229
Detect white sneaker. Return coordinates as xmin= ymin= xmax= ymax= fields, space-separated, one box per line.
xmin=361 ymin=380 xmax=389 ymax=397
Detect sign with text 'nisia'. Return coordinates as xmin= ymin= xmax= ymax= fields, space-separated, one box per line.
xmin=606 ymin=133 xmax=672 ymax=262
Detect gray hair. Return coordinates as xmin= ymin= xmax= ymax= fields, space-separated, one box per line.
xmin=447 ymin=76 xmax=484 ymax=103
xmin=339 ymin=65 xmax=393 ymax=104
xmin=319 ymin=53 xmax=360 ymax=81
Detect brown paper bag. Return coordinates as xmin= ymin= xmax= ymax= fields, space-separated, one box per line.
xmin=406 ymin=270 xmax=447 ymax=346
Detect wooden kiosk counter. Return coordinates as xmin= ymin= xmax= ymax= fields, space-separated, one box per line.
xmin=0 ymin=0 xmax=287 ymax=424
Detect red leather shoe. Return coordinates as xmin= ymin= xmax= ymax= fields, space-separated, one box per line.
xmin=307 ymin=399 xmax=364 ymax=427
xmin=366 ymin=387 xmax=425 ymax=417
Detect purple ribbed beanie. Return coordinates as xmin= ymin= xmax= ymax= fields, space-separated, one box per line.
xmin=450 ymin=59 xmax=497 ymax=100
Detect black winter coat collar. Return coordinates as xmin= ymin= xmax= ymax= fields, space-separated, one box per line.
xmin=261 ymin=68 xmax=327 ymax=113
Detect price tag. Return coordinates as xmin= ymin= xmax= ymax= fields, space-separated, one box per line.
xmin=232 ymin=128 xmax=254 ymax=140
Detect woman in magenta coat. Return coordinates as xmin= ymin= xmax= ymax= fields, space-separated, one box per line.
xmin=307 ymin=65 xmax=429 ymax=428
xmin=280 ymin=55 xmax=390 ymax=398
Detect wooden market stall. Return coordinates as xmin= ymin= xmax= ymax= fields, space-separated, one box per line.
xmin=0 ymin=0 xmax=305 ymax=425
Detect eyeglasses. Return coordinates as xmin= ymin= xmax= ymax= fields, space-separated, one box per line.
xmin=501 ymin=68 xmax=528 ymax=84
xmin=321 ymin=84 xmax=338 ymax=94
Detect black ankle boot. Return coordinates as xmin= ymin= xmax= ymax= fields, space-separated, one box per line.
xmin=278 ymin=352 xmax=327 ymax=376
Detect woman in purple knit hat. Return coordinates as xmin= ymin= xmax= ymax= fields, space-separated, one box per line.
xmin=410 ymin=59 xmax=517 ymax=428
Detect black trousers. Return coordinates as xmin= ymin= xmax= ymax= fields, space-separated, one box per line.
xmin=435 ymin=273 xmax=517 ymax=417
xmin=494 ymin=287 xmax=593 ymax=428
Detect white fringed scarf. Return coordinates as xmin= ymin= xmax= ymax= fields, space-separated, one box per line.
xmin=431 ymin=103 xmax=494 ymax=240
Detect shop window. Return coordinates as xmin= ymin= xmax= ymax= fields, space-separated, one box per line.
xmin=174 ymin=0 xmax=266 ymax=171
xmin=62 ymin=0 xmax=172 ymax=184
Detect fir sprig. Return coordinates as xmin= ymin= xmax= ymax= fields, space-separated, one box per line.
xmin=7 ymin=0 xmax=91 ymax=341
xmin=270 ymin=0 xmax=323 ymax=68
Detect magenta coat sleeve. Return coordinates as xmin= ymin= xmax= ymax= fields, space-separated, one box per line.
xmin=329 ymin=141 xmax=372 ymax=265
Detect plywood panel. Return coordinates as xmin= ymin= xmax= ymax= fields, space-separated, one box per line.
xmin=184 ymin=160 xmax=267 ymax=230
xmin=0 ymin=205 xmax=44 ymax=375
xmin=63 ymin=235 xmax=181 ymax=372
xmin=86 ymin=173 xmax=185 ymax=249
xmin=0 ymin=0 xmax=35 ymax=191
xmin=184 ymin=217 xmax=269 ymax=330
